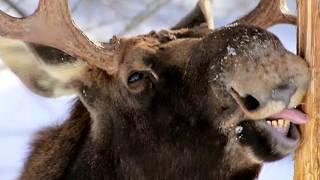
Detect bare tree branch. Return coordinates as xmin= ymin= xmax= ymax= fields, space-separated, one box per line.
xmin=3 ymin=0 xmax=26 ymax=16
xmin=120 ymin=0 xmax=171 ymax=35
xmin=84 ymin=19 xmax=118 ymax=32
xmin=71 ymin=0 xmax=84 ymax=12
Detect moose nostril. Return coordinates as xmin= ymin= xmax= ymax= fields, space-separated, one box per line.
xmin=241 ymin=95 xmax=260 ymax=111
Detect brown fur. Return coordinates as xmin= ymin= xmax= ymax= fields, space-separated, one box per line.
xmin=20 ymin=101 xmax=90 ymax=179
xmin=3 ymin=25 xmax=309 ymax=180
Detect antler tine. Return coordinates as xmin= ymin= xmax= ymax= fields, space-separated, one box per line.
xmin=199 ymin=0 xmax=214 ymax=29
xmin=0 ymin=0 xmax=117 ymax=74
xmin=172 ymin=0 xmax=214 ymax=30
xmin=233 ymin=0 xmax=296 ymax=29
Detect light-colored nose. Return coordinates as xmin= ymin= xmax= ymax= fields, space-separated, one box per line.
xmin=271 ymin=83 xmax=297 ymax=106
xmin=238 ymin=83 xmax=297 ymax=112
xmin=229 ymin=81 xmax=301 ymax=121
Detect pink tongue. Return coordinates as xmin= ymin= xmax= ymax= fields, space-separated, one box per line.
xmin=270 ymin=109 xmax=309 ymax=124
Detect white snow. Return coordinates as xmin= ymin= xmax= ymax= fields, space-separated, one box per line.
xmin=227 ymin=45 xmax=237 ymax=56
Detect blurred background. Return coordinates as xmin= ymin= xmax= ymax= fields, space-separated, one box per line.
xmin=0 ymin=0 xmax=297 ymax=179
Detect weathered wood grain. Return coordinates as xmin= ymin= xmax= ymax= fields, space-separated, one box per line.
xmin=295 ymin=0 xmax=320 ymax=179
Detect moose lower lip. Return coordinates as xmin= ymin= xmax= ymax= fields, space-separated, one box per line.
xmin=263 ymin=120 xmax=300 ymax=145
xmin=263 ymin=107 xmax=305 ymax=141
xmin=238 ymin=119 xmax=300 ymax=155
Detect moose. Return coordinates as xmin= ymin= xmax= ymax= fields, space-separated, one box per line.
xmin=0 ymin=0 xmax=310 ymax=179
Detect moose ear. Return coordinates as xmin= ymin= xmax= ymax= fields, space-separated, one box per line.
xmin=172 ymin=0 xmax=213 ymax=30
xmin=0 ymin=37 xmax=87 ymax=97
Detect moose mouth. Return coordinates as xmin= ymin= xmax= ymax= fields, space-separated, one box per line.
xmin=228 ymin=86 xmax=309 ymax=159
xmin=266 ymin=107 xmax=307 ymax=136
xmin=263 ymin=106 xmax=308 ymax=147
xmin=237 ymin=106 xmax=308 ymax=161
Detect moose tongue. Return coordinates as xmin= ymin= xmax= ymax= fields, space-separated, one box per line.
xmin=270 ymin=109 xmax=309 ymax=124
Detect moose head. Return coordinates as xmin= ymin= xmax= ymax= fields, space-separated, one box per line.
xmin=0 ymin=0 xmax=310 ymax=179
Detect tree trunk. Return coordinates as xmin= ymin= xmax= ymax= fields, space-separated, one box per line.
xmin=294 ymin=0 xmax=320 ymax=179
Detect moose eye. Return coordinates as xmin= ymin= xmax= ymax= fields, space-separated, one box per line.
xmin=128 ymin=72 xmax=145 ymax=84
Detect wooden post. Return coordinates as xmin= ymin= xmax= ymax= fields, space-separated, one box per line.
xmin=295 ymin=0 xmax=320 ymax=179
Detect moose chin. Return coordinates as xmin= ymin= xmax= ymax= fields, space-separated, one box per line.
xmin=0 ymin=0 xmax=310 ymax=179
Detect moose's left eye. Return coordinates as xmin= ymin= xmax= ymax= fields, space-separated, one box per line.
xmin=128 ymin=72 xmax=145 ymax=84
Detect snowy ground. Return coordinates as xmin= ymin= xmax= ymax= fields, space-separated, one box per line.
xmin=0 ymin=0 xmax=298 ymax=179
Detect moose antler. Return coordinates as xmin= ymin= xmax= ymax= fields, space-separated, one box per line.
xmin=234 ymin=0 xmax=296 ymax=28
xmin=173 ymin=0 xmax=213 ymax=30
xmin=0 ymin=0 xmax=117 ymax=74
xmin=198 ymin=0 xmax=214 ymax=29
xmin=174 ymin=0 xmax=296 ymax=30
